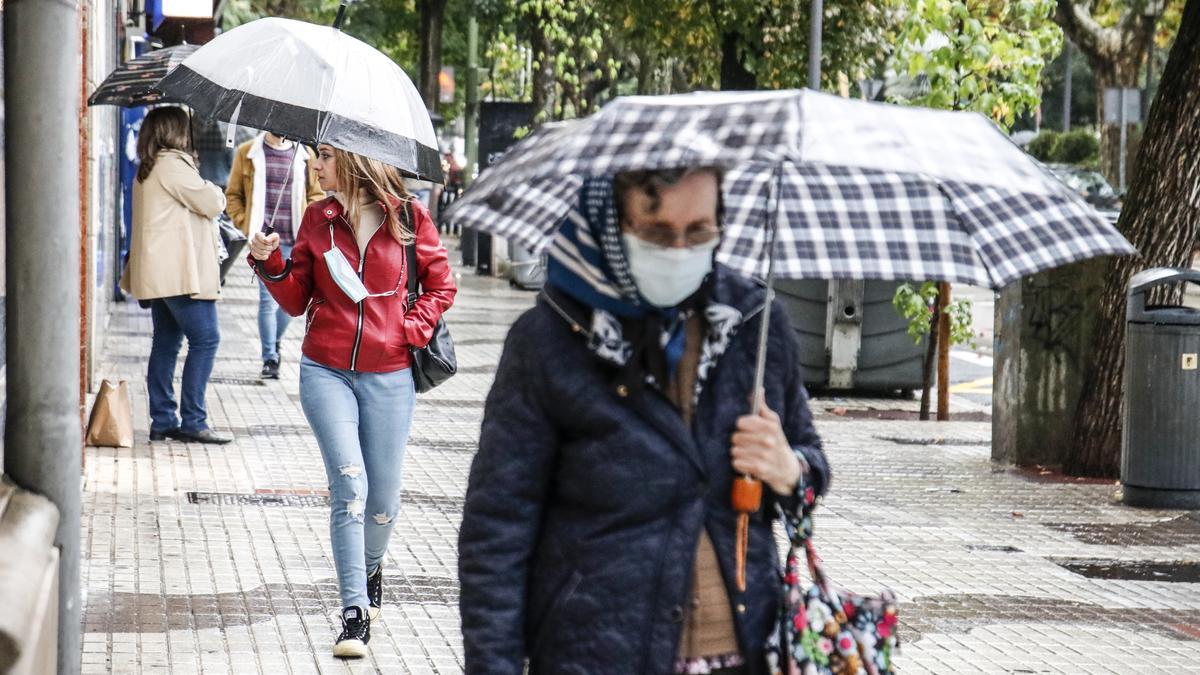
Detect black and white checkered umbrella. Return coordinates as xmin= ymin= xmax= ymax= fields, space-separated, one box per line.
xmin=157 ymin=17 xmax=442 ymax=181
xmin=445 ymin=89 xmax=1135 ymax=290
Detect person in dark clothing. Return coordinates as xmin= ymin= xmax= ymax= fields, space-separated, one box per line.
xmin=458 ymin=169 xmax=830 ymax=674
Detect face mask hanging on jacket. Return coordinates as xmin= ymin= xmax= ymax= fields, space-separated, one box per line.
xmin=324 ymin=223 xmax=402 ymax=304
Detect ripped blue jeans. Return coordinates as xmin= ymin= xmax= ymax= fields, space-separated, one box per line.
xmin=299 ymin=355 xmax=415 ymax=610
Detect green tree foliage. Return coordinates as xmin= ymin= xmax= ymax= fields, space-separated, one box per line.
xmin=893 ymin=282 xmax=976 ymax=348
xmin=479 ymin=32 xmax=532 ymax=102
xmin=1039 ymin=42 xmax=1099 ymax=128
xmin=525 ymin=0 xmax=621 ymax=119
xmin=219 ymin=0 xmax=415 ymax=65
xmin=1027 ymin=129 xmax=1062 ymax=159
xmin=1027 ymin=128 xmax=1101 ymax=164
xmin=1055 ymin=128 xmax=1102 ymax=162
xmin=1053 ymin=1 xmax=1185 ymax=183
xmin=599 ymin=0 xmax=904 ymax=91
xmin=466 ymin=0 xmax=623 ymax=123
xmin=891 ymin=0 xmax=1063 ymax=128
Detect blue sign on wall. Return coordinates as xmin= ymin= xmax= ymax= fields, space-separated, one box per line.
xmin=118 ymin=107 xmax=145 ymax=298
xmin=145 ymin=0 xmax=166 ymax=31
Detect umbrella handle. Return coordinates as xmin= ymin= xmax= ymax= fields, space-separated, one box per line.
xmin=255 ymin=224 xmax=292 ymax=282
xmin=256 ymin=258 xmax=292 ymax=283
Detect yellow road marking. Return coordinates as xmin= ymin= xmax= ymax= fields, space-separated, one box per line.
xmin=950 ymin=376 xmax=993 ymax=393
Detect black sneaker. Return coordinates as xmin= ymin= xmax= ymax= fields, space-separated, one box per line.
xmin=261 ymin=359 xmax=280 ymax=380
xmin=333 ymin=606 xmax=370 ymax=658
xmin=367 ymin=565 xmax=383 ymax=620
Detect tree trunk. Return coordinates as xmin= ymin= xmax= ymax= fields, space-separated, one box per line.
xmin=936 ymin=282 xmax=951 ymax=421
xmin=1065 ymin=0 xmax=1200 ymax=477
xmin=719 ymin=31 xmax=757 ymax=90
xmin=1055 ymin=2 xmax=1156 ymax=187
xmin=529 ymin=23 xmax=557 ymax=122
xmin=417 ymin=0 xmax=447 ymax=112
xmin=636 ymin=55 xmax=655 ymax=95
xmin=670 ymin=61 xmax=685 ymax=93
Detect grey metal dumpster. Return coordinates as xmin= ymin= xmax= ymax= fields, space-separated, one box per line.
xmin=1122 ymin=267 xmax=1200 ymax=508
xmin=776 ymin=280 xmax=926 ymax=392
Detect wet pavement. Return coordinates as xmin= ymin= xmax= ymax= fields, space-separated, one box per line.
xmin=79 ymin=255 xmax=1200 ymax=674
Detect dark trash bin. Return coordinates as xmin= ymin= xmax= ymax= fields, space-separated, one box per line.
xmin=1122 ymin=267 xmax=1200 ymax=508
xmin=461 ymin=227 xmax=478 ymax=269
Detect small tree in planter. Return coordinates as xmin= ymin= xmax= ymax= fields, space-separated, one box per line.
xmin=893 ymin=281 xmax=977 ymax=420
xmin=890 ymin=0 xmax=1061 ymax=419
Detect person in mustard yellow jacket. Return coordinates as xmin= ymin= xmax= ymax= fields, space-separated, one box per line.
xmin=226 ymin=132 xmax=325 ymax=379
xmin=120 ymin=107 xmax=232 ymax=445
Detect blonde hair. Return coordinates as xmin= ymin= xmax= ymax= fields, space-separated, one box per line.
xmin=136 ymin=107 xmax=193 ymax=182
xmin=331 ymin=146 xmax=415 ymax=244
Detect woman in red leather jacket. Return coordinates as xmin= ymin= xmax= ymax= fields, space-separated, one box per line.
xmin=248 ymin=144 xmax=456 ymax=659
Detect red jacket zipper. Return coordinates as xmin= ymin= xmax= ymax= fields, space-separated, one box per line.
xmin=348 ymin=216 xmax=385 ymax=371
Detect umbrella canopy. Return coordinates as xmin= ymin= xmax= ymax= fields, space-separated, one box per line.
xmin=444 ymin=89 xmax=1135 ymax=290
xmin=157 ymin=17 xmax=442 ymax=182
xmin=87 ymin=44 xmax=199 ymax=107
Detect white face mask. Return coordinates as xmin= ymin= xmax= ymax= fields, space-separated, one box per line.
xmin=323 ymin=225 xmax=401 ymax=304
xmin=622 ymin=233 xmax=719 ymax=308
xmin=324 ymin=245 xmax=370 ymax=304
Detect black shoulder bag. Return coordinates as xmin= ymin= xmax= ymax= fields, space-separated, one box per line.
xmin=404 ymin=208 xmax=457 ymax=393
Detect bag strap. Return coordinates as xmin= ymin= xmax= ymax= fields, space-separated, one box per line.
xmin=405 ymin=243 xmax=419 ymax=309
xmin=402 ymin=200 xmax=420 ymax=310
xmin=779 ymin=472 xmax=840 ymax=604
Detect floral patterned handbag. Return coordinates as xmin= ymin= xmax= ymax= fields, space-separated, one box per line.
xmin=766 ymin=478 xmax=899 ymax=675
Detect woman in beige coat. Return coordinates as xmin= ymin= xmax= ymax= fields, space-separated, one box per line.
xmin=121 ymin=107 xmax=232 ymax=444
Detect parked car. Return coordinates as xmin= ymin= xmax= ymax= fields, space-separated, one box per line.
xmin=1047 ymin=163 xmax=1120 ymax=223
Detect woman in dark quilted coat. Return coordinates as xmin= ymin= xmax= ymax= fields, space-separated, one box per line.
xmin=459 ymin=169 xmax=830 ymax=675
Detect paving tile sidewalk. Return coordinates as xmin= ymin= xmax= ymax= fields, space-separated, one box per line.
xmin=81 ymin=260 xmax=1200 ymax=674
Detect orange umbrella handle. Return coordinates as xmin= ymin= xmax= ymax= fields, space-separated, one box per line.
xmin=732 ymin=476 xmax=762 ymax=592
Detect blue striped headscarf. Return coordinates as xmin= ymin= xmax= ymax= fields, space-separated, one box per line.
xmin=546 ymin=178 xmax=647 ymax=318
xmin=547 ymin=177 xmax=702 ymax=379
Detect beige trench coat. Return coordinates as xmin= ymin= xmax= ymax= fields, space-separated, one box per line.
xmin=121 ymin=150 xmax=227 ymax=301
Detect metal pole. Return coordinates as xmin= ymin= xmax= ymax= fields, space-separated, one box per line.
xmin=1062 ymin=40 xmax=1073 ymax=131
xmin=465 ymin=15 xmax=479 ymax=186
xmin=1119 ymin=88 xmax=1128 ymax=192
xmin=4 ymin=0 xmax=83 ymax=672
xmin=808 ymin=0 xmax=823 ymax=90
